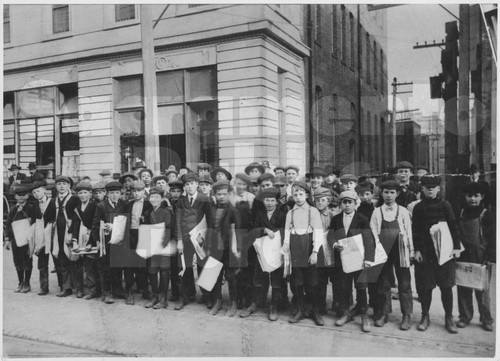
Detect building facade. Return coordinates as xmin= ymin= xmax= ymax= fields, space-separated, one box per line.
xmin=4 ymin=4 xmax=310 ymax=180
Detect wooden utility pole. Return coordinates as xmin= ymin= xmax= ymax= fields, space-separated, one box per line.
xmin=141 ymin=5 xmax=161 ymax=173
xmin=391 ymin=78 xmax=413 ymax=165
xmin=458 ymin=5 xmax=470 ymax=172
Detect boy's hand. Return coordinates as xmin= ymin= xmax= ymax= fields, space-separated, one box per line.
xmin=333 ymin=242 xmax=344 ymax=252
xmin=483 ymin=260 xmax=493 ymax=267
xmin=309 ymin=252 xmax=318 ymax=265
xmin=281 ymin=244 xmax=289 ymax=255
xmin=414 ymin=251 xmax=423 ymax=263
xmin=451 ymin=249 xmax=461 ymax=259
xmin=4 ymin=240 xmax=10 ymax=251
xmin=265 ymin=228 xmax=274 ymax=239
xmin=363 ymin=261 xmax=372 ymax=269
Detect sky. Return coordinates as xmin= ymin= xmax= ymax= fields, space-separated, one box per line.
xmin=386 ymin=4 xmax=460 ymax=118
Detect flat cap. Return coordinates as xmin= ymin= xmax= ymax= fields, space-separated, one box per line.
xmin=273 ymin=165 xmax=286 ymax=173
xmin=211 ymin=167 xmax=232 ymax=181
xmin=31 ymin=180 xmax=47 ymax=190
xmin=234 ymin=173 xmax=253 ymax=187
xmin=292 ymin=181 xmax=310 ymax=194
xmin=199 ymin=174 xmax=213 ymax=185
xmin=285 ymin=165 xmax=300 ymax=174
xmin=355 ymin=181 xmax=374 ymax=194
xmin=119 ymin=172 xmax=138 ymax=184
xmin=339 ymin=174 xmax=358 ymax=183
xmin=181 ymin=172 xmax=199 ymax=184
xmin=28 ymin=162 xmax=37 ymax=170
xmin=149 ymin=185 xmax=165 ymax=196
xmin=394 ymin=161 xmax=414 ymax=170
xmin=13 ymin=183 xmax=31 ymax=194
xmin=92 ymin=182 xmax=106 ymax=191
xmin=168 ymin=180 xmax=184 ymax=190
xmin=469 ymin=163 xmax=481 ymax=174
xmin=258 ymin=173 xmax=275 ymax=184
xmin=131 ymin=180 xmax=146 ymax=190
xmin=420 ymin=174 xmax=442 ymax=187
xmin=112 ymin=172 xmax=121 ymax=180
xmin=99 ymin=169 xmax=111 ymax=176
xmin=132 ymin=161 xmax=146 ymax=170
xmin=105 ymin=181 xmax=123 ymax=191
xmin=273 ymin=175 xmax=287 ymax=186
xmin=212 ymin=179 xmax=233 ymax=192
xmin=313 ymin=187 xmax=332 ymax=199
xmin=74 ymin=181 xmax=93 ymax=192
xmin=245 ymin=162 xmax=265 ymax=175
xmin=462 ymin=182 xmax=486 ymax=195
xmin=339 ymin=190 xmax=358 ymax=201
xmin=261 ymin=187 xmax=280 ymax=199
xmin=55 ymin=175 xmax=73 ymax=188
xmin=379 ymin=180 xmax=401 ymax=192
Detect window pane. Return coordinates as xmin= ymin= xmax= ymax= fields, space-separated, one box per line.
xmin=53 ymin=5 xmax=69 ymax=34
xmin=188 ymin=69 xmax=216 ymax=101
xmin=158 ymin=105 xmax=184 ymax=135
xmin=58 ymin=83 xmax=78 ymax=114
xmin=17 ymin=87 xmax=56 ymax=118
xmin=117 ymin=110 xmax=144 ymax=135
xmin=115 ymin=4 xmax=135 ymax=22
xmin=4 ymin=119 xmax=15 ymax=154
xmin=61 ymin=132 xmax=79 ymax=151
xmin=4 ymin=92 xmax=14 ymax=119
xmin=115 ymin=77 xmax=143 ymax=108
xmin=3 ymin=5 xmax=10 ymax=43
xmin=157 ymin=71 xmax=184 ymax=104
xmin=36 ymin=141 xmax=55 ymax=166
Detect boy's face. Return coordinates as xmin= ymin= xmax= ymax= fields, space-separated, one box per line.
xmin=107 ymin=190 xmax=122 ymax=203
xmin=465 ymin=192 xmax=484 ymax=207
xmin=397 ymin=168 xmax=412 ymax=182
xmin=248 ymin=168 xmax=262 ymax=180
xmin=358 ymin=190 xmax=373 ymax=204
xmin=185 ymin=181 xmax=198 ymax=195
xmin=15 ymin=193 xmax=29 ymax=203
xmin=167 ymin=173 xmax=178 ymax=182
xmin=286 ymin=170 xmax=298 ymax=183
xmin=132 ymin=188 xmax=145 ymax=201
xmin=11 ymin=169 xmax=19 ymax=176
xmin=140 ymin=172 xmax=152 ymax=185
xmin=422 ymin=185 xmax=440 ymax=199
xmin=32 ymin=187 xmax=46 ymax=200
xmin=382 ymin=188 xmax=399 ymax=204
xmin=156 ymin=179 xmax=168 ymax=190
xmin=169 ymin=188 xmax=182 ymax=200
xmin=326 ymin=174 xmax=335 ymax=183
xmin=199 ymin=182 xmax=211 ymax=195
xmin=260 ymin=180 xmax=273 ymax=189
xmin=56 ymin=181 xmax=70 ymax=194
xmin=314 ymin=196 xmax=330 ymax=211
xmin=78 ymin=189 xmax=91 ymax=203
xmin=292 ymin=187 xmax=307 ymax=206
xmin=417 ymin=169 xmax=428 ymax=177
xmin=311 ymin=176 xmax=323 ymax=189
xmin=340 ymin=198 xmax=356 ymax=214
xmin=263 ymin=197 xmax=278 ymax=212
xmin=149 ymin=193 xmax=163 ymax=208
xmin=342 ymin=181 xmax=357 ymax=191
xmin=93 ymin=190 xmax=106 ymax=202
xmin=198 ymin=168 xmax=210 ymax=176
xmin=123 ymin=177 xmax=135 ymax=189
xmin=275 ymin=183 xmax=287 ymax=196
xmin=215 ymin=172 xmax=227 ymax=181
xmin=275 ymin=169 xmax=285 ymax=177
xmin=215 ymin=187 xmax=230 ymax=204
xmin=234 ymin=178 xmax=247 ymax=195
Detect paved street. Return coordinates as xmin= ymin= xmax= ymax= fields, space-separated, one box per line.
xmin=2 ymin=251 xmax=496 ymax=357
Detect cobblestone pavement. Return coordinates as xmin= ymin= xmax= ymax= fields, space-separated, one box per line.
xmin=2 ymin=251 xmax=496 ymax=357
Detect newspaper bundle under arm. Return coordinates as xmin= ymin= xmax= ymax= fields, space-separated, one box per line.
xmin=364 ymin=238 xmax=388 ymax=268
xmin=253 ymin=231 xmax=283 ymax=273
xmin=339 ymin=234 xmax=365 ymax=273
xmin=189 ymin=216 xmax=207 ymax=260
xmin=109 ymin=215 xmax=127 ymax=245
xmin=429 ymin=221 xmax=464 ymax=265
xmin=196 ymin=256 xmax=224 ymax=292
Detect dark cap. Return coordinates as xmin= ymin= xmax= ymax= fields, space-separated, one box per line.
xmin=105 ymin=181 xmax=123 ymax=191
xmin=99 ymin=169 xmax=112 ymax=176
xmin=258 ymin=173 xmax=275 ymax=184
xmin=324 ymin=164 xmax=340 ymax=176
xmin=8 ymin=164 xmax=21 ymax=171
xmin=273 ymin=175 xmax=287 ymax=186
xmin=31 ymin=180 xmax=47 ymax=191
xmin=245 ymin=162 xmax=265 ymax=175
xmin=394 ymin=161 xmax=414 ymax=170
xmin=234 ymin=173 xmax=252 ymax=187
xmin=132 ymin=161 xmax=146 ymax=170
xmin=149 ymin=186 xmax=165 ymax=196
xmin=199 ymin=174 xmax=213 ymax=185
xmin=469 ymin=163 xmax=481 ymax=174
xmin=55 ymin=175 xmax=73 ymax=188
xmin=168 ymin=180 xmax=184 ymax=190
xmin=131 ymin=180 xmax=146 ymax=190
xmin=420 ymin=175 xmax=442 ymax=187
xmin=92 ymin=182 xmax=106 ymax=191
xmin=74 ymin=180 xmax=93 ymax=192
xmin=313 ymin=187 xmax=332 ymax=199
xmin=211 ymin=167 xmax=232 ymax=181
xmin=197 ymin=163 xmax=212 ymax=171
xmin=13 ymin=183 xmax=31 ymax=194
xmin=355 ymin=181 xmax=375 ymax=194
xmin=112 ymin=172 xmax=121 ymax=180
xmin=261 ymin=187 xmax=279 ymax=199
xmin=292 ymin=181 xmax=310 ymax=194
xmin=339 ymin=174 xmax=358 ymax=183
xmin=28 ymin=162 xmax=37 ymax=170
xmin=306 ymin=167 xmax=327 ymax=178
xmin=462 ymin=182 xmax=486 ymax=195
xmin=181 ymin=172 xmax=199 ymax=184
xmin=379 ymin=180 xmax=401 ymax=192
xmin=119 ymin=172 xmax=138 ymax=184
xmin=212 ymin=179 xmax=233 ymax=192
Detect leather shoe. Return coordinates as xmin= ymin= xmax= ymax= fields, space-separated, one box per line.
xmin=38 ymin=289 xmax=49 ymax=296
xmin=400 ymin=314 xmax=412 ymax=331
xmin=445 ymin=315 xmax=458 ymax=334
xmin=482 ymin=323 xmax=493 ymax=332
xmin=84 ymin=293 xmax=97 ymax=300
xmin=268 ymin=305 xmax=278 ymax=321
xmin=312 ymin=309 xmax=325 ymax=326
xmin=126 ymin=290 xmax=135 ymax=305
xmin=210 ymin=299 xmax=222 ymax=315
xmin=240 ymin=303 xmax=257 ymax=318
xmin=21 ymin=283 xmax=31 ymax=293
xmin=226 ymin=301 xmax=237 ymax=317
xmin=104 ymin=294 xmax=115 ymax=304
xmin=175 ymin=298 xmax=188 ymax=311
xmin=169 ymin=295 xmax=179 ymax=302
xmin=57 ymin=289 xmax=72 ymax=297
xmin=76 ymin=289 xmax=84 ymax=298
xmin=153 ymin=297 xmax=168 ymax=309
xmin=456 ymin=319 xmax=468 ymax=328
xmin=289 ymin=308 xmax=304 ymax=324
xmin=145 ymin=297 xmax=159 ymax=308
xmin=374 ymin=314 xmax=388 ymax=327
xmin=15 ymin=283 xmax=23 ymax=293
xmin=417 ymin=314 xmax=430 ymax=331
xmin=206 ymin=299 xmax=214 ymax=309
xmin=362 ymin=315 xmax=372 ymax=333
xmin=335 ymin=313 xmax=353 ymax=327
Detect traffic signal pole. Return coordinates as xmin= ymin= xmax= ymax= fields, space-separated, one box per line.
xmin=391 ymin=78 xmax=413 ymax=165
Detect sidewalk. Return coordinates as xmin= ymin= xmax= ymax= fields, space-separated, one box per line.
xmin=2 ymin=251 xmax=496 ymax=357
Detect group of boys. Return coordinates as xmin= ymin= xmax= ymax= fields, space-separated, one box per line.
xmin=4 ymin=160 xmax=495 ymax=334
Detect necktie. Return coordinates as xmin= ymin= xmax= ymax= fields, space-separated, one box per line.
xmin=112 ymin=202 xmax=116 ymax=209
xmin=190 ymin=197 xmax=194 ymax=206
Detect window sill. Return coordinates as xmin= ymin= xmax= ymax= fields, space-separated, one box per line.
xmin=41 ymin=32 xmax=73 ymax=42
xmin=103 ymin=19 xmax=140 ymax=31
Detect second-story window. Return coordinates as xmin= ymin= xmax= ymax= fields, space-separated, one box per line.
xmin=52 ymin=5 xmax=69 ymax=34
xmin=4 ymin=5 xmax=10 ymax=44
xmin=115 ymin=4 xmax=135 ymax=22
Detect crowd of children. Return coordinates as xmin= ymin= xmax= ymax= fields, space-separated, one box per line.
xmin=4 ymin=160 xmax=495 ymax=333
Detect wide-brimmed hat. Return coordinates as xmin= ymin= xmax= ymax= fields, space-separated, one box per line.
xmin=8 ymin=164 xmax=21 ymax=171
xmin=245 ymin=162 xmax=265 ymax=175
xmin=420 ymin=175 xmax=442 ymax=187
xmin=119 ymin=172 xmax=138 ymax=184
xmin=211 ymin=167 xmax=232 ymax=181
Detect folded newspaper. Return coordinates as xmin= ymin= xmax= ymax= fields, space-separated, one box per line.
xmin=429 ymin=221 xmax=463 ymax=265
